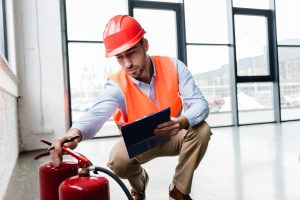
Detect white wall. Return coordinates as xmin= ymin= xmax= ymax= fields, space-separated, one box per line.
xmin=0 ymin=0 xmax=74 ymax=196
xmin=0 ymin=0 xmax=67 ymax=198
xmin=0 ymin=58 xmax=19 ymax=200
xmin=0 ymin=0 xmax=19 ymax=197
xmin=15 ymin=0 xmax=67 ymax=150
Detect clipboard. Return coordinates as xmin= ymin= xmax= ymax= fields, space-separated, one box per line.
xmin=121 ymin=107 xmax=171 ymax=158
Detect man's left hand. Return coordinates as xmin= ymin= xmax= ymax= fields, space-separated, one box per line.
xmin=154 ymin=116 xmax=188 ymax=136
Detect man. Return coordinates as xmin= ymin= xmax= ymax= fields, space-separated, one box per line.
xmin=50 ymin=15 xmax=212 ymax=200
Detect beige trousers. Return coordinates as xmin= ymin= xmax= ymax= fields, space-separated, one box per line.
xmin=107 ymin=121 xmax=212 ymax=195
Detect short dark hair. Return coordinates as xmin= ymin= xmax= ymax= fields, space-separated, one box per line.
xmin=139 ymin=38 xmax=145 ymax=45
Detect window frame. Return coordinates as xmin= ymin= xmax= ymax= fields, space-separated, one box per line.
xmin=0 ymin=0 xmax=8 ymax=59
xmin=232 ymin=7 xmax=281 ymax=124
xmin=232 ymin=8 xmax=276 ymax=83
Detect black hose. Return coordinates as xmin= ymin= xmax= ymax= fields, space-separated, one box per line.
xmin=94 ymin=166 xmax=134 ymax=200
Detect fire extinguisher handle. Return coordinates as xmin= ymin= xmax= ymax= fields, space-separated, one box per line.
xmin=92 ymin=166 xmax=134 ymax=200
xmin=46 ymin=135 xmax=80 ymax=152
xmin=34 ymin=140 xmax=92 ymax=168
xmin=62 ymin=146 xmax=91 ymax=168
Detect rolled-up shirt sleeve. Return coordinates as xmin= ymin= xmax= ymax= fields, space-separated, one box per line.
xmin=70 ymin=81 xmax=125 ymax=140
xmin=174 ymin=58 xmax=209 ymax=127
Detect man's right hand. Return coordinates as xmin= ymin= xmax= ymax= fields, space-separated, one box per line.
xmin=49 ymin=129 xmax=82 ymax=167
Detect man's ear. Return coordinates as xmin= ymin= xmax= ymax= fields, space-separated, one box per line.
xmin=143 ymin=38 xmax=149 ymax=52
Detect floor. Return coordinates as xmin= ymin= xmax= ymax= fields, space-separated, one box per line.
xmin=4 ymin=121 xmax=300 ymax=200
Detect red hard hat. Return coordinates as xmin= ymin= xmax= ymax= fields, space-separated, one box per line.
xmin=103 ymin=15 xmax=146 ymax=57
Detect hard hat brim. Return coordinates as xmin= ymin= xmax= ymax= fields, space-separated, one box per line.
xmin=105 ymin=29 xmax=146 ymax=57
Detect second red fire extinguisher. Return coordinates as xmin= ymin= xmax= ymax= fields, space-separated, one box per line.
xmin=35 ymin=139 xmax=133 ymax=200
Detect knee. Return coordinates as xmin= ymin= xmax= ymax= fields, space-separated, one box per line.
xmin=191 ymin=121 xmax=212 ymax=142
xmin=107 ymin=149 xmax=139 ymax=178
xmin=107 ymin=154 xmax=131 ymax=178
xmin=107 ymin=159 xmax=128 ymax=178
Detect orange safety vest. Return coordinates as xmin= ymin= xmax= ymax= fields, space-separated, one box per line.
xmin=109 ymin=56 xmax=183 ymax=128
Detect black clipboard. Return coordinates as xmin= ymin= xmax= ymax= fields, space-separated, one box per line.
xmin=121 ymin=107 xmax=171 ymax=158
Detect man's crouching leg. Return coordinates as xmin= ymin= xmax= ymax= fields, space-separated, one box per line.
xmin=173 ymin=121 xmax=212 ymax=195
xmin=107 ymin=139 xmax=147 ymax=193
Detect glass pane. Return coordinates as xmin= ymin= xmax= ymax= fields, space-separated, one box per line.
xmin=235 ymin=15 xmax=270 ymax=76
xmin=276 ymin=0 xmax=300 ymax=45
xmin=184 ymin=0 xmax=229 ymax=44
xmin=134 ymin=0 xmax=181 ymax=2
xmin=278 ymin=47 xmax=300 ymax=121
xmin=66 ymin=0 xmax=127 ymax=41
xmin=233 ymin=0 xmax=271 ymax=9
xmin=68 ymin=43 xmax=119 ymax=137
xmin=0 ymin=1 xmax=5 ymax=57
xmin=237 ymin=82 xmax=274 ymax=124
xmin=187 ymin=45 xmax=232 ymax=126
xmin=133 ymin=8 xmax=177 ymax=57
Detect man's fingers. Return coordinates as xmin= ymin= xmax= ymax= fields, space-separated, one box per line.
xmin=49 ymin=136 xmax=69 ymax=167
xmin=156 ymin=120 xmax=176 ymax=129
xmin=50 ymin=149 xmax=62 ymax=167
xmin=161 ymin=121 xmax=180 ymax=131
xmin=63 ymin=141 xmax=78 ymax=149
xmin=170 ymin=130 xmax=179 ymax=136
xmin=155 ymin=123 xmax=180 ymax=135
xmin=159 ymin=125 xmax=177 ymax=132
xmin=49 ymin=131 xmax=81 ymax=168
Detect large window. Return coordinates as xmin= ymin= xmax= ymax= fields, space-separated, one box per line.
xmin=184 ymin=0 xmax=233 ymax=126
xmin=65 ymin=0 xmax=128 ymax=137
xmin=62 ymin=0 xmax=300 ymax=134
xmin=232 ymin=8 xmax=278 ymax=125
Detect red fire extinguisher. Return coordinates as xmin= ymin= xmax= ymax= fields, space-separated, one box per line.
xmin=38 ymin=160 xmax=78 ymax=200
xmin=34 ymin=139 xmax=133 ymax=200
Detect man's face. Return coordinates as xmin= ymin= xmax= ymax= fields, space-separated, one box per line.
xmin=115 ymin=39 xmax=149 ymax=80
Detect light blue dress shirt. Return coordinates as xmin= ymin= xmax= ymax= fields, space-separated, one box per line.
xmin=71 ymin=57 xmax=209 ymax=140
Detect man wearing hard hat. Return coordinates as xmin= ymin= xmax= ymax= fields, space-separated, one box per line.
xmin=50 ymin=15 xmax=212 ymax=200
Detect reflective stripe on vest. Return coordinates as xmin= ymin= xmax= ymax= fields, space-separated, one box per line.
xmin=109 ymin=56 xmax=183 ymax=128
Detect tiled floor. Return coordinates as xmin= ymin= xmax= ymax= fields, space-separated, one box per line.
xmin=4 ymin=121 xmax=300 ymax=200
